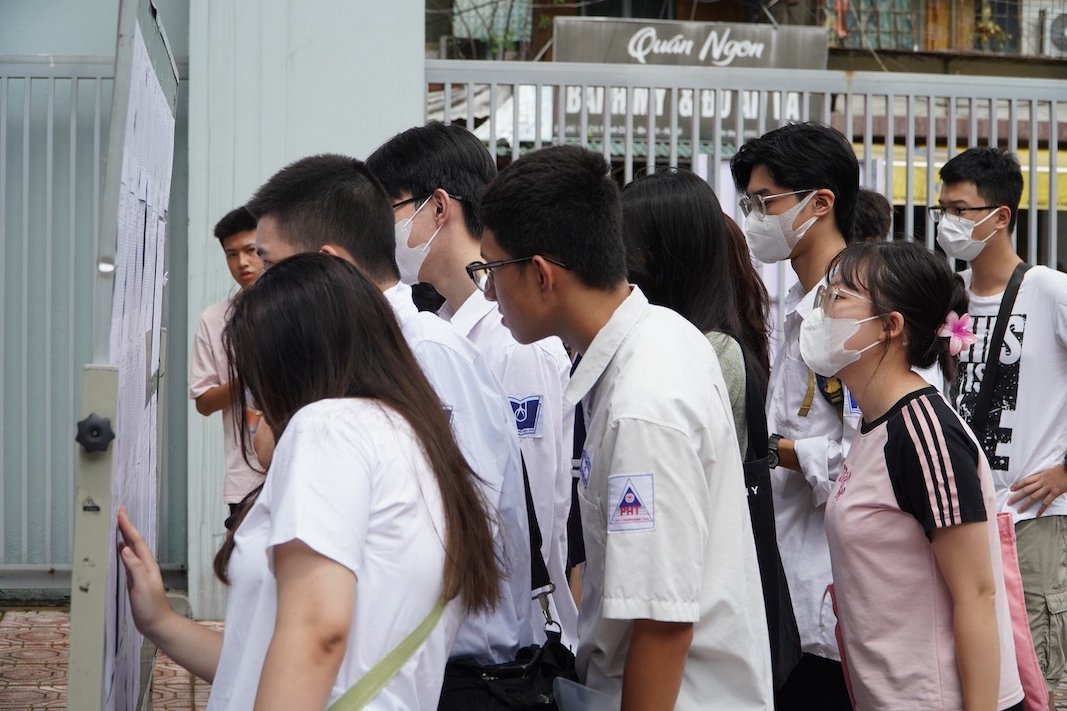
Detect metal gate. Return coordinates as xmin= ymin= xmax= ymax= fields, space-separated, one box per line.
xmin=0 ymin=57 xmax=187 ymax=591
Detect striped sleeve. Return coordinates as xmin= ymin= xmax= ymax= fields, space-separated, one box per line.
xmin=885 ymin=393 xmax=986 ymax=537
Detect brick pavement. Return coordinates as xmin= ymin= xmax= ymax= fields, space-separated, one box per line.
xmin=0 ymin=609 xmax=217 ymax=710
xmin=2 ymin=607 xmax=1067 ymax=709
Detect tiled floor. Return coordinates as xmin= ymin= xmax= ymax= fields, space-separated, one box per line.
xmin=3 ymin=607 xmax=1067 ymax=709
xmin=0 ymin=609 xmax=218 ymax=710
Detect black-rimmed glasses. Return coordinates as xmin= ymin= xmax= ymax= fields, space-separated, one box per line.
xmin=928 ymin=205 xmax=1000 ymax=223
xmin=465 ymin=256 xmax=570 ymax=292
xmin=391 ymin=193 xmax=465 ymax=211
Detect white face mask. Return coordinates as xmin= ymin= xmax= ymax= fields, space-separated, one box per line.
xmin=394 ymin=197 xmax=442 ymax=285
xmin=935 ymin=209 xmax=999 ymax=262
xmin=745 ymin=191 xmax=818 ymax=264
xmin=799 ymin=308 xmax=884 ymax=377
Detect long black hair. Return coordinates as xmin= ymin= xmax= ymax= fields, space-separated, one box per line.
xmin=217 ymin=253 xmax=501 ymax=612
xmin=622 ymin=169 xmax=770 ymax=374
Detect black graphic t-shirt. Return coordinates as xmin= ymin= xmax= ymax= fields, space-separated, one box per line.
xmin=953 ymin=266 xmax=1067 ymax=519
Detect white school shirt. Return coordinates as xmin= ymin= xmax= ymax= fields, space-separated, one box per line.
xmin=767 ymin=281 xmax=861 ymax=660
xmin=189 ymin=296 xmax=265 ymax=503
xmin=445 ymin=290 xmax=577 ymax=648
xmin=384 ymin=282 xmax=535 ymax=664
xmin=568 ymin=287 xmax=772 ymax=710
xmin=207 ymin=399 xmax=465 ymax=711
xmin=957 ymin=266 xmax=1067 ymax=521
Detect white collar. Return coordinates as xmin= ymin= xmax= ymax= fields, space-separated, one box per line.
xmin=445 ymin=290 xmax=496 ymax=337
xmin=382 ymin=281 xmax=417 ymax=321
xmin=564 ymin=286 xmax=647 ymax=409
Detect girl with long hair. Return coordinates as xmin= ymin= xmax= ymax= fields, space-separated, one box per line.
xmin=621 ymin=169 xmax=802 ymax=692
xmin=621 ymin=168 xmax=770 ymax=450
xmin=118 ymin=253 xmax=500 ymax=710
xmin=806 ymin=240 xmax=1023 ymax=710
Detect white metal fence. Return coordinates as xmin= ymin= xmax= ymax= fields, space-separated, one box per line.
xmin=1 ymin=54 xmax=1062 ymax=589
xmin=0 ymin=57 xmax=187 ymax=590
xmin=426 ymin=59 xmax=1065 ymax=270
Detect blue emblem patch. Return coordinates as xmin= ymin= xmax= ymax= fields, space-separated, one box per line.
xmin=509 ymin=395 xmax=542 ymax=437
xmin=844 ymin=389 xmax=862 ymax=418
xmin=579 ymin=449 xmax=591 ymax=489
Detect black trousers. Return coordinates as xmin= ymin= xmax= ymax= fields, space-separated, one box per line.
xmin=775 ymin=653 xmax=852 ymax=711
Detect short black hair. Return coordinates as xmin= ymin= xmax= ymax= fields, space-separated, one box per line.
xmin=245 ymin=154 xmax=398 ymax=283
xmin=480 ymin=146 xmax=626 ymax=290
xmin=366 ymin=122 xmax=496 ymax=238
xmin=852 ymin=189 xmax=893 ymax=242
xmin=213 ymin=205 xmax=257 ymax=246
xmin=939 ymin=147 xmax=1023 ymax=231
xmin=731 ymin=122 xmax=860 ymax=240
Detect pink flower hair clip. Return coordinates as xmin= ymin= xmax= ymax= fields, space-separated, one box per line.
xmin=938 ymin=311 xmax=977 ymax=356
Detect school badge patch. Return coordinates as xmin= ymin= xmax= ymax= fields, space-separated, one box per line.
xmin=509 ymin=395 xmax=543 ymax=437
xmin=607 ymin=473 xmax=655 ymax=533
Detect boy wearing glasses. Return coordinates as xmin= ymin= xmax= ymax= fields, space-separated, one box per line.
xmin=938 ymin=147 xmax=1067 ymax=707
xmin=730 ymin=122 xmax=861 ymax=710
xmin=366 ymin=125 xmax=577 ymax=648
xmin=479 ymin=144 xmax=772 ymax=710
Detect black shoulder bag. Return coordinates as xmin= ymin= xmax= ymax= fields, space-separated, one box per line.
xmin=967 ymin=262 xmax=1031 ymax=442
xmin=739 ymin=344 xmax=803 ymax=690
xmin=439 ymin=455 xmax=578 ymax=710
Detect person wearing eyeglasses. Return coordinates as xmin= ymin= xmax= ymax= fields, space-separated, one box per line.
xmin=936 ymin=147 xmax=1067 ymax=709
xmin=245 ymin=154 xmax=537 ymax=674
xmin=365 ymin=124 xmax=578 ymax=654
xmin=808 ymin=240 xmax=1024 ymax=711
xmin=478 ymin=144 xmax=773 ymax=711
xmin=730 ymin=121 xmax=861 ymax=710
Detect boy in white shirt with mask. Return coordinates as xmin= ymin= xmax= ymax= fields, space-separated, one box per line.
xmin=730 ymin=122 xmax=861 ymax=710
xmin=366 ymin=125 xmax=577 ymax=648
xmin=937 ymin=147 xmax=1067 ymax=708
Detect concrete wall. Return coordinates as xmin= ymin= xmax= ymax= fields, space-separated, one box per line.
xmin=186 ymin=0 xmax=427 ymax=618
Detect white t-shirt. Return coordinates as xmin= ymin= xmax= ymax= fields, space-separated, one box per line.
xmin=384 ymin=282 xmax=534 ymax=664
xmin=207 ymin=399 xmax=464 ymax=711
xmin=445 ymin=289 xmax=577 ymax=648
xmin=189 ymin=296 xmax=265 ymax=503
xmin=567 ymin=287 xmax=772 ymax=710
xmin=957 ymin=265 xmax=1067 ymax=520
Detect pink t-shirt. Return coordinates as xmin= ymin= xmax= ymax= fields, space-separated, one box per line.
xmin=189 ymin=296 xmax=264 ymax=503
xmin=825 ymin=387 xmax=1023 ymax=710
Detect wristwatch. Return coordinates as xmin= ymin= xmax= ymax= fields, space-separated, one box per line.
xmin=768 ymin=434 xmax=783 ymax=469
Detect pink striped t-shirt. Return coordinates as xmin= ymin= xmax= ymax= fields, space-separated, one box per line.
xmin=825 ymin=386 xmax=1023 ymax=710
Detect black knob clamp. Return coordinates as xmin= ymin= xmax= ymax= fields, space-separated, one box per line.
xmin=75 ymin=413 xmax=116 ymax=453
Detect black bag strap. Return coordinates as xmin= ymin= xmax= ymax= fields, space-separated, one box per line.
xmin=520 ymin=453 xmax=552 ymax=592
xmin=738 ymin=339 xmax=769 ymax=463
xmin=969 ymin=262 xmax=1031 ymax=439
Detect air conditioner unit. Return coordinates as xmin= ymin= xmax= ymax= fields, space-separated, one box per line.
xmin=1042 ymin=9 xmax=1067 ymax=57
